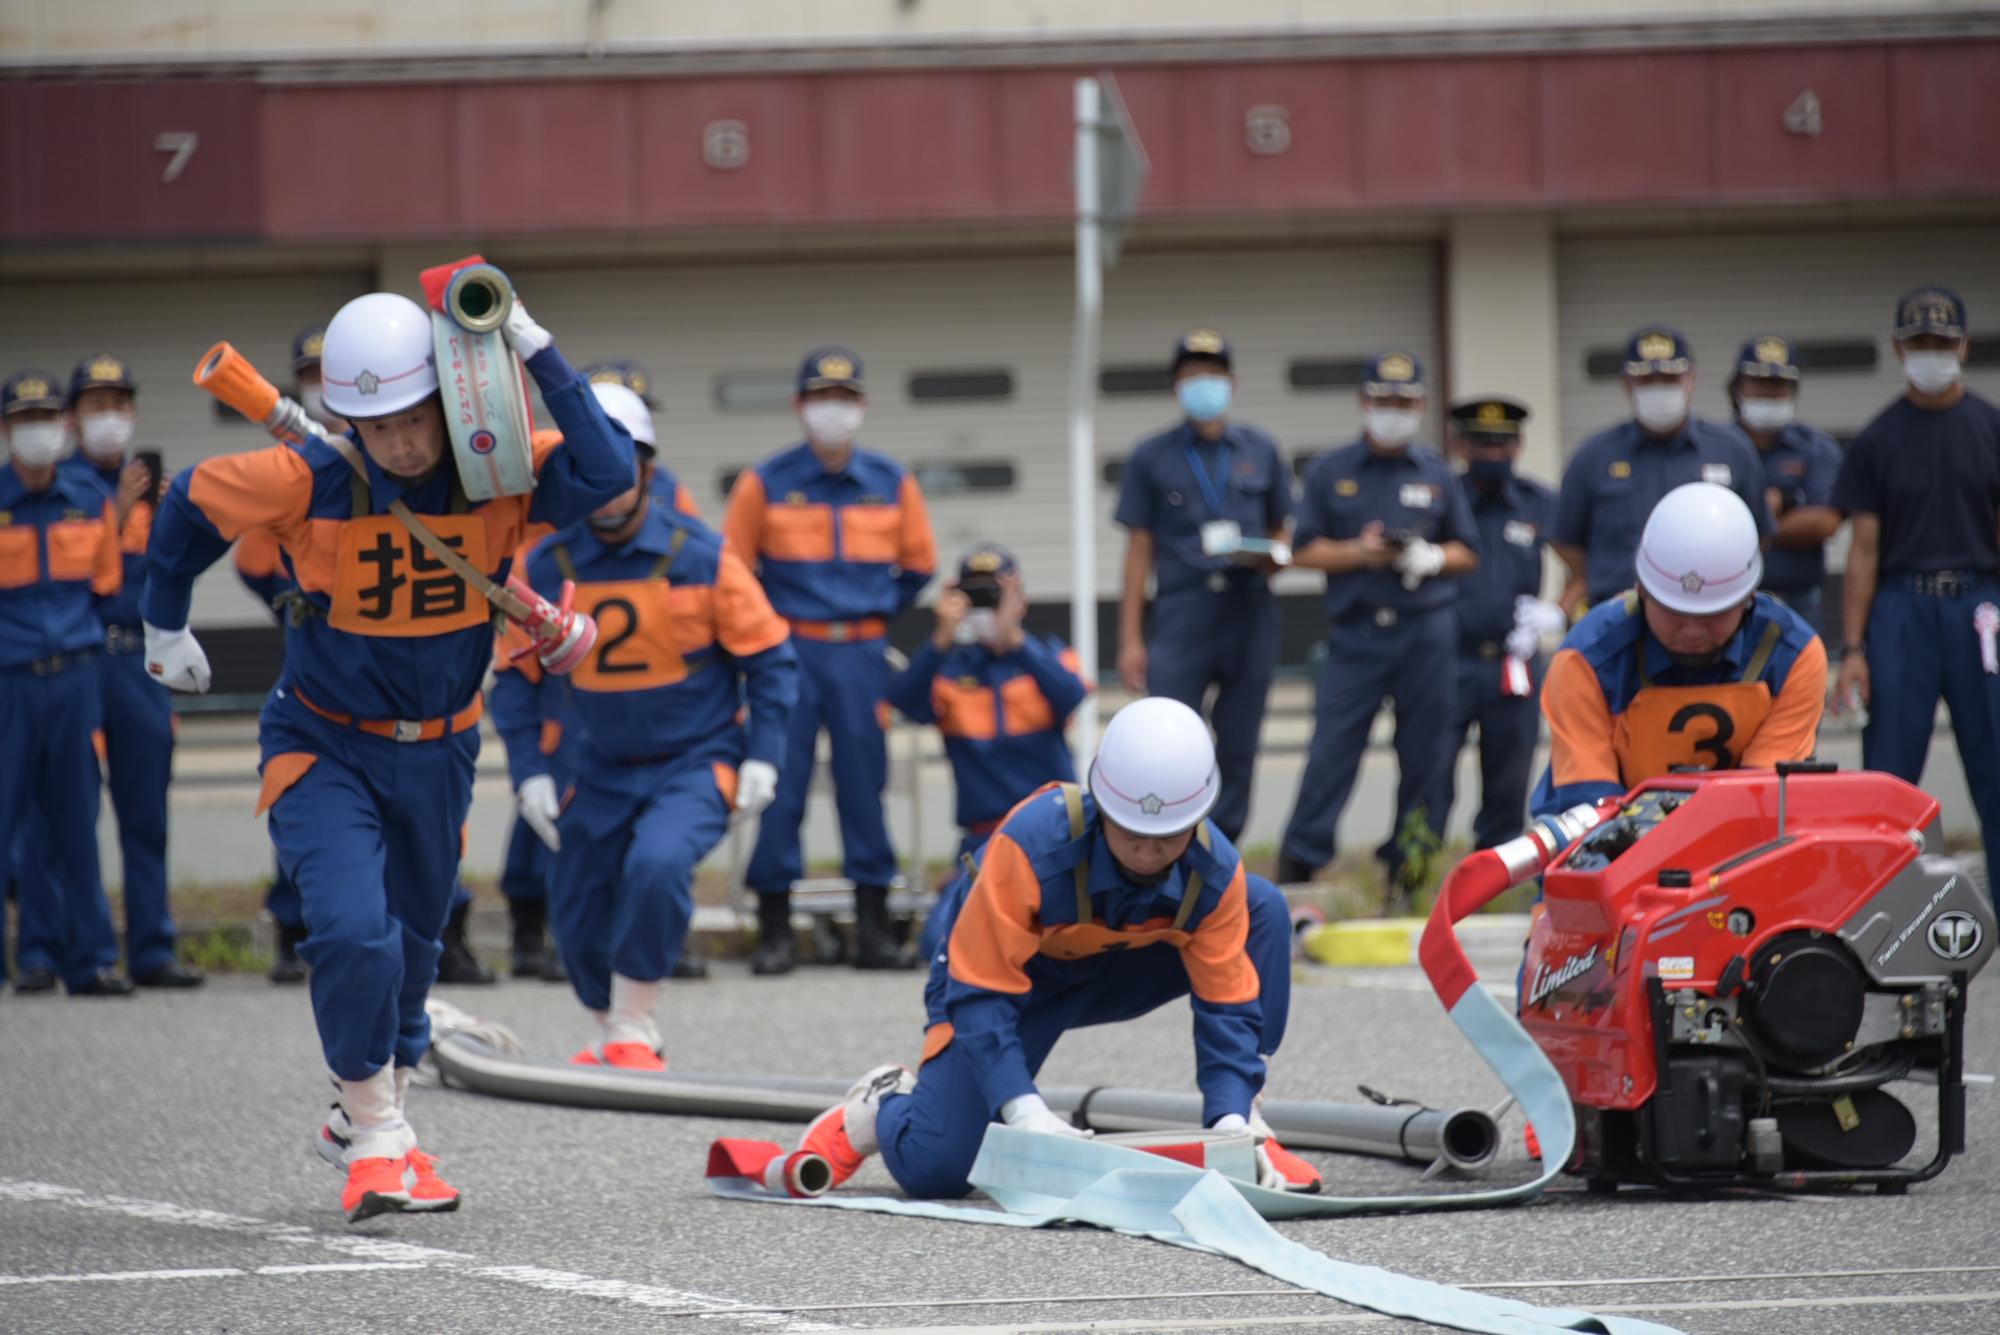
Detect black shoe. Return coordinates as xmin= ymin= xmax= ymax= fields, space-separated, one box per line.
xmin=750 ymin=892 xmax=796 ymax=977
xmin=508 ymin=899 xmax=548 ymax=978
xmin=13 ymin=967 xmax=57 ymax=995
xmin=134 ymin=961 xmax=205 ymax=989
xmin=436 ymin=901 xmax=496 ymax=986
xmin=670 ymin=953 xmax=709 ymax=980
xmin=70 ymin=970 xmax=136 ymax=997
xmin=538 ymin=944 xmax=568 ymax=983
xmin=1275 ymin=854 xmax=1317 ymax=885
xmin=270 ymin=925 xmax=307 ymax=985
xmin=852 ymin=886 xmax=917 ymax=971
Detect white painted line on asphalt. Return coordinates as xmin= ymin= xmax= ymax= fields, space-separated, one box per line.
xmin=475 ymin=1265 xmax=841 ymax=1331
xmin=0 ymin=1268 xmax=245 ymax=1287
xmin=847 ymin=1291 xmax=2000 ymax=1332
xmin=0 ymin=1178 xmax=836 ymax=1332
xmin=1471 ymin=1262 xmax=2000 ymax=1290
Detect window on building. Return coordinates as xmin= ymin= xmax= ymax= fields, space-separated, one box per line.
xmin=1099 ymin=366 xmax=1173 ymax=396
xmin=908 ymin=370 xmax=1014 ymax=402
xmin=713 ymin=372 xmax=797 ymax=411
xmin=1288 ymin=358 xmax=1375 ymax=390
xmin=913 ymin=459 xmax=1016 ymax=495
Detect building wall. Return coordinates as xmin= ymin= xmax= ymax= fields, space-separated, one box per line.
xmin=2 ymin=1 xmax=1988 ymax=59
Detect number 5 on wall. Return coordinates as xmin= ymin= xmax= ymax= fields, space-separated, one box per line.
xmin=154 ymin=132 xmax=199 ymax=183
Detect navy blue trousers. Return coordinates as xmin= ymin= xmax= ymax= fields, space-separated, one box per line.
xmin=1146 ymin=584 xmax=1280 ymax=843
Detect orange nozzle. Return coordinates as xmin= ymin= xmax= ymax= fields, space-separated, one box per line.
xmin=193 ymin=342 xmax=280 ymax=424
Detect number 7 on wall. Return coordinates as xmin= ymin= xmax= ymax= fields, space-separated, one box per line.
xmin=153 ymin=132 xmax=199 ymax=183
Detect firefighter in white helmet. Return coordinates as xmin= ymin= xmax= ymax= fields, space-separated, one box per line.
xmin=139 ymin=282 xmax=635 ymax=1223
xmin=1532 ymin=481 xmax=1826 ymax=817
xmin=784 ymin=696 xmax=1319 ymax=1200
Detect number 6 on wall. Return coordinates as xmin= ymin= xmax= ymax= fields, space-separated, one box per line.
xmin=154 ymin=132 xmax=199 ymax=183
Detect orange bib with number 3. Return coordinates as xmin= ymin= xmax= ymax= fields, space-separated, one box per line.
xmin=1615 ymin=681 xmax=1773 ymax=781
xmin=327 ymin=514 xmax=493 ymax=637
xmin=569 ymin=579 xmax=690 ymax=692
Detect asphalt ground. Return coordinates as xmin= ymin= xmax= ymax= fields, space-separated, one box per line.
xmin=5 ymin=958 xmax=2000 ymax=1335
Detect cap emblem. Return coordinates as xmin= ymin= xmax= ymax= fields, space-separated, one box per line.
xmin=1637 ymin=332 xmax=1676 ymax=362
xmin=1377 ymin=352 xmax=1415 ymax=383
xmin=13 ymin=376 xmax=48 ymax=401
xmin=1139 ymin=794 xmax=1164 ymax=816
xmin=86 ymin=356 xmax=125 ymax=384
xmin=1753 ymin=337 xmax=1789 ymax=365
xmin=1476 ymin=401 xmax=1505 ymax=424
xmin=817 ymin=354 xmax=854 ymax=381
xmin=355 ymin=370 xmax=380 ymax=396
xmin=302 ymin=333 xmax=325 ymax=358
xmin=1679 ymin=571 xmax=1705 ymax=594
xmin=1183 ymin=329 xmax=1224 ymax=354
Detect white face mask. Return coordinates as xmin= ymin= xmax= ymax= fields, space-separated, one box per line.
xmin=954 ymin=607 xmax=998 ymax=646
xmin=9 ymin=421 xmax=67 ymax=467
xmin=1631 ymin=384 xmax=1690 ymax=434
xmin=800 ymin=400 xmax=863 ymax=449
xmin=78 ymin=410 xmax=133 ymax=462
xmin=1903 ymin=350 xmax=1963 ymax=395
xmin=1736 ymin=397 xmax=1795 ymax=432
xmin=1362 ymin=407 xmax=1422 ymax=447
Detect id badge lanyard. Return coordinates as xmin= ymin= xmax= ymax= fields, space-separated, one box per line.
xmin=1183 ymin=439 xmax=1232 ymax=521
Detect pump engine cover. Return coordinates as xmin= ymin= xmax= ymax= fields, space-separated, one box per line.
xmin=1744 ymin=933 xmax=1868 ymax=1068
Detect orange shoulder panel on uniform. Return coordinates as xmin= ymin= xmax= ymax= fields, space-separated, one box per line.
xmin=1000 ymin=674 xmax=1056 ymax=735
xmin=1057 ymin=645 xmax=1096 ymax=694
xmin=897 ymin=472 xmax=938 ymax=575
xmin=186 ymin=445 xmax=316 ymax=543
xmin=1178 ymin=863 xmax=1259 ymax=1006
xmin=91 ymin=500 xmax=122 ymax=596
xmin=673 ymin=483 xmax=702 ymax=520
xmin=946 ymin=833 xmax=1045 ymax=996
xmin=1543 ymin=647 xmax=1621 ymax=790
xmin=1741 ymin=635 xmax=1829 ymax=768
xmin=233 ymin=527 xmax=285 ymax=578
xmin=934 ymin=677 xmax=999 ymax=741
xmin=121 ymin=498 xmax=153 ymax=556
xmin=0 ymin=525 xmax=38 ymax=589
xmin=712 ymin=547 xmax=791 ymax=658
xmin=721 ymin=470 xmax=767 ymax=567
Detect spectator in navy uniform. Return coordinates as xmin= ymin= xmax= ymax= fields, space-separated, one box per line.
xmin=1730 ymin=336 xmax=1842 ymax=630
xmin=1553 ymin=326 xmax=1773 ymax=616
xmin=1276 ymin=352 xmax=1476 ymax=903
xmin=1114 ymin=329 xmax=1293 ymax=843
xmin=1441 ymin=398 xmax=1562 ymax=852
xmin=1833 ymin=287 xmax=2000 ymax=887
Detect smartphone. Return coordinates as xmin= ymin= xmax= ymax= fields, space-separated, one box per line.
xmin=1383 ymin=529 xmax=1415 ymax=552
xmin=135 ymin=450 xmax=164 ymax=506
xmin=962 ymin=579 xmax=1002 ymax=610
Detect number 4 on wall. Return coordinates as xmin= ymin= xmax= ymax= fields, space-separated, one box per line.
xmin=153 ymin=132 xmax=199 ymax=183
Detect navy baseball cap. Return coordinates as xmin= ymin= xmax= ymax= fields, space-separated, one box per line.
xmin=1623 ymin=327 xmax=1693 ymax=377
xmin=1448 ymin=397 xmax=1528 ymax=440
xmin=67 ymin=352 xmax=135 ymax=404
xmin=1894 ymin=287 xmax=1967 ymax=340
xmin=797 ymin=346 xmax=864 ymax=394
xmin=1733 ymin=335 xmax=1801 ymax=383
xmin=2 ymin=369 xmax=65 ymax=417
xmin=1171 ymin=329 xmax=1233 ymax=372
xmin=585 ymin=359 xmax=660 ymax=408
xmin=292 ymin=324 xmax=328 ymax=372
xmin=956 ymin=543 xmax=1018 ymax=587
xmin=1362 ymin=350 xmax=1425 ymax=396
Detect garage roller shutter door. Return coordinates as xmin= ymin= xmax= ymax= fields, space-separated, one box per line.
xmin=511 ymin=242 xmax=1438 ymax=600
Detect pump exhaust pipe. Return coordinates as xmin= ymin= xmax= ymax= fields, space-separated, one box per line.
xmin=431 ymin=1037 xmax=1497 ymax=1171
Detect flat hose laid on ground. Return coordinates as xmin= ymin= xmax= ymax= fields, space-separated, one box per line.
xmin=430 ymin=1035 xmax=1497 ymax=1170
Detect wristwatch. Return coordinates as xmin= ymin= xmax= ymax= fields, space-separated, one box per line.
xmin=1841 ymin=642 xmax=1866 ymax=657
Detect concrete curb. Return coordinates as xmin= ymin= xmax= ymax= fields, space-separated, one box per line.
xmin=1302 ymin=913 xmax=1529 ymax=969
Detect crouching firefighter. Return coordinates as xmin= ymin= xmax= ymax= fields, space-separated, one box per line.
xmin=789 ymin=697 xmax=1320 ymax=1198
xmin=515 ymin=436 xmax=799 ymax=1068
xmin=140 ymin=287 xmax=635 ymax=1223
xmin=1532 ymin=480 xmax=1827 ymax=818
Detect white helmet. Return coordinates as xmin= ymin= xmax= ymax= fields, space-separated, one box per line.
xmin=1635 ymin=481 xmax=1763 ymax=616
xmin=320 ymin=292 xmax=439 ymax=420
xmin=1088 ymin=697 xmax=1221 ymax=837
xmin=590 ymin=381 xmax=656 ymax=448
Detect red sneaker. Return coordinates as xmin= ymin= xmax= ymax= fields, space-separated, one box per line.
xmin=342 ymin=1156 xmax=411 ymax=1223
xmin=797 ymin=1063 xmax=916 ymax=1188
xmin=1257 ymin=1135 xmax=1323 ymax=1193
xmin=402 ymin=1149 xmax=461 ymax=1213
xmin=570 ymin=1042 xmax=666 ymax=1071
xmin=1525 ymin=1122 xmax=1542 ymax=1160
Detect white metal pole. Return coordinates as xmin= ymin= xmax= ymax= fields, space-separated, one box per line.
xmin=1069 ymin=76 xmax=1104 ymax=773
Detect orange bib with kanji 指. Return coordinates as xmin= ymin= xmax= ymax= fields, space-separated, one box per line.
xmin=327 ymin=514 xmax=493 ymax=637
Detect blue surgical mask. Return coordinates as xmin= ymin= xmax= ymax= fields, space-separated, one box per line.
xmin=1466 ymin=457 xmax=1515 ymax=485
xmin=1177 ymin=375 xmax=1232 ymax=424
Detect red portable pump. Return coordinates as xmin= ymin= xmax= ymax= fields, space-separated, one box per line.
xmin=1520 ymin=762 xmax=1994 ymax=1192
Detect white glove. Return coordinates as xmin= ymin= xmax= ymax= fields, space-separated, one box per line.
xmin=1000 ymin=1093 xmax=1091 ymax=1139
xmin=517 ymin=774 xmax=562 ymax=852
xmin=501 ymin=297 xmax=553 ymax=359
xmin=1267 ymin=540 xmax=1293 ymax=568
xmin=1514 ymin=595 xmax=1568 ymax=639
xmin=734 ymin=759 xmax=779 ymax=818
xmin=142 ymin=623 xmax=211 ymax=694
xmin=1394 ymin=538 xmax=1446 ymax=591
xmin=1223 ymin=1108 xmax=1319 ymax=1192
xmin=1505 ymin=625 xmax=1540 ymax=661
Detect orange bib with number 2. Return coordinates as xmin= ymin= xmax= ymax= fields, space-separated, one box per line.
xmin=569 ymin=580 xmax=689 ymax=692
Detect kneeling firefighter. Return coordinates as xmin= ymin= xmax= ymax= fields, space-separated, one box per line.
xmin=1532 ymin=481 xmax=1827 ymax=817
xmin=789 ymin=697 xmax=1318 ymax=1198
